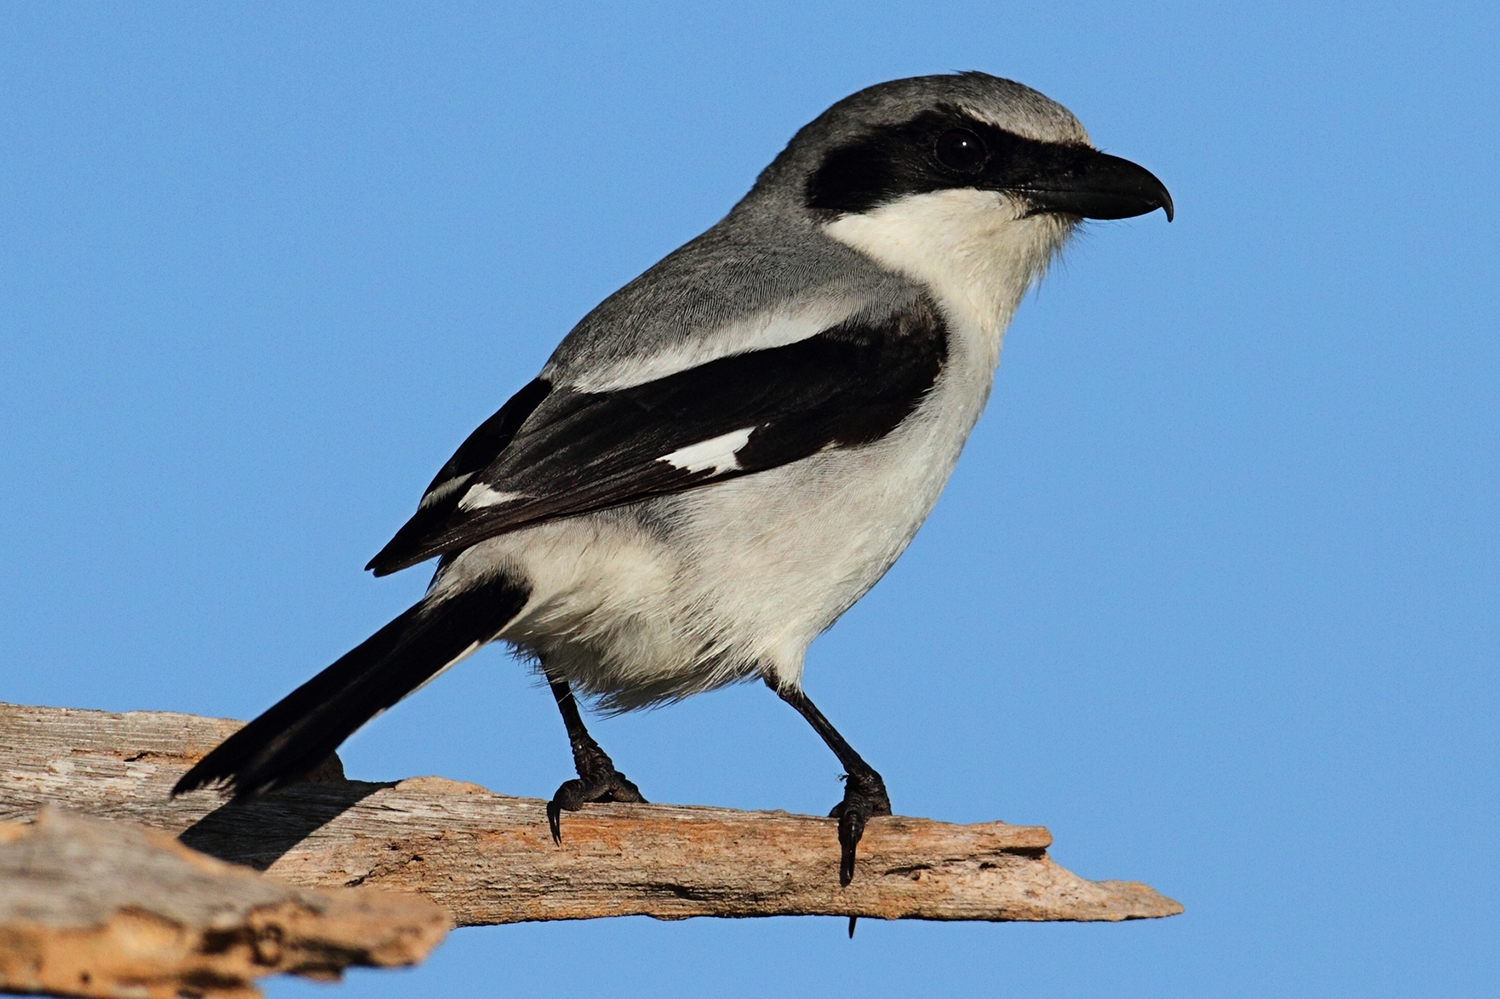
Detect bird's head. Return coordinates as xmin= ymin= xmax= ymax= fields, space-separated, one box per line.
xmin=750 ymin=72 xmax=1172 ymax=333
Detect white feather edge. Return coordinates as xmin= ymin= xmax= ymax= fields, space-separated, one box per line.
xmin=557 ymin=295 xmax=864 ymax=393
xmin=458 ymin=483 xmax=529 ymax=510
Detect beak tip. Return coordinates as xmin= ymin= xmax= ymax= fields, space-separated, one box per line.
xmin=1030 ymin=151 xmax=1174 ymax=224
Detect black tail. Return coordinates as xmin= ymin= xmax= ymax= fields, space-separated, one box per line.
xmin=172 ymin=574 xmax=529 ymax=800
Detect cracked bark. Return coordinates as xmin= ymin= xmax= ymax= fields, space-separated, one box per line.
xmin=0 ymin=808 xmax=448 ymax=999
xmin=0 ymin=701 xmax=1182 ymax=927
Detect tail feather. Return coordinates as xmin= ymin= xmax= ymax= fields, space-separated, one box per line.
xmin=172 ymin=574 xmax=529 ymax=800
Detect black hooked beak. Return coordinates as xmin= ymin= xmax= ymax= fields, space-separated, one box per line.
xmin=1019 ymin=150 xmax=1174 ymax=222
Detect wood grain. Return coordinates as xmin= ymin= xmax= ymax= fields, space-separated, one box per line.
xmin=0 ymin=701 xmax=1182 ymax=926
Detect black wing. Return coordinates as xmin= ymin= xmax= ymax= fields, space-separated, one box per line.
xmin=367 ymin=297 xmax=948 ymax=576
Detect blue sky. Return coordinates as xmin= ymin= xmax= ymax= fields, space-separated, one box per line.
xmin=2 ymin=3 xmax=1497 ymax=997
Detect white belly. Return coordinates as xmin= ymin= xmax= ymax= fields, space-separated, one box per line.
xmin=437 ymin=318 xmax=999 ymax=712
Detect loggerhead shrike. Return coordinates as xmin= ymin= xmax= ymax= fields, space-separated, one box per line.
xmin=175 ymin=72 xmax=1171 ymax=886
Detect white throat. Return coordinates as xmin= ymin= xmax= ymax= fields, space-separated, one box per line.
xmin=823 ymin=189 xmax=1072 ymax=367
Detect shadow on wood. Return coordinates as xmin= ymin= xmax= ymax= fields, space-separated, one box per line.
xmin=0 ymin=701 xmax=1183 ymax=927
xmin=179 ymin=780 xmax=393 ymax=871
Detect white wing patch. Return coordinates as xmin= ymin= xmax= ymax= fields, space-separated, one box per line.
xmin=659 ymin=427 xmax=756 ymax=475
xmin=459 ymin=483 xmax=529 ymax=511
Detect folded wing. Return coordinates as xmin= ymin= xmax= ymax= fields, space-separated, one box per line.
xmin=367 ymin=296 xmax=948 ymax=576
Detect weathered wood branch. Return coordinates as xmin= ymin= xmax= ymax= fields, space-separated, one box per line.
xmin=0 ymin=702 xmax=1182 ymax=926
xmin=0 ymin=809 xmax=448 ymax=999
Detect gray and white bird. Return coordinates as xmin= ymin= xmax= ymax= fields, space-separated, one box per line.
xmin=175 ymin=72 xmax=1172 ymax=884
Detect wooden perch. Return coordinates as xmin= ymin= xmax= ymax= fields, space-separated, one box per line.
xmin=0 ymin=809 xmax=448 ymax=999
xmin=0 ymin=701 xmax=1182 ymax=926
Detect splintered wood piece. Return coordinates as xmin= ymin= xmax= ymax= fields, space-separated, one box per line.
xmin=0 ymin=701 xmax=1183 ymax=926
xmin=0 ymin=809 xmax=449 ymax=999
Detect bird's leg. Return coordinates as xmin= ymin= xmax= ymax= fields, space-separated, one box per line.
xmin=768 ymin=678 xmax=891 ymax=886
xmin=545 ymin=675 xmax=646 ymax=844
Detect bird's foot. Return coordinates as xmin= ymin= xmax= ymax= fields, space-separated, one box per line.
xmin=547 ymin=750 xmax=646 ymax=844
xmin=829 ymin=767 xmax=891 ymax=886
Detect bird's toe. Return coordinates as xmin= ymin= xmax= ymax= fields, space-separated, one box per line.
xmin=829 ymin=769 xmax=892 ymax=886
xmin=547 ymin=770 xmax=647 ymax=844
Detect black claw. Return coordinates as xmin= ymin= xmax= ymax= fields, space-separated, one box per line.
xmin=848 ymin=916 xmax=858 ymax=938
xmin=547 ymin=770 xmax=646 ymax=845
xmin=829 ymin=769 xmax=891 ymax=886
xmin=836 ymin=808 xmax=864 ymax=886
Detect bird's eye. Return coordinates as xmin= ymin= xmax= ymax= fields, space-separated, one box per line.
xmin=934 ymin=129 xmax=987 ymax=173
